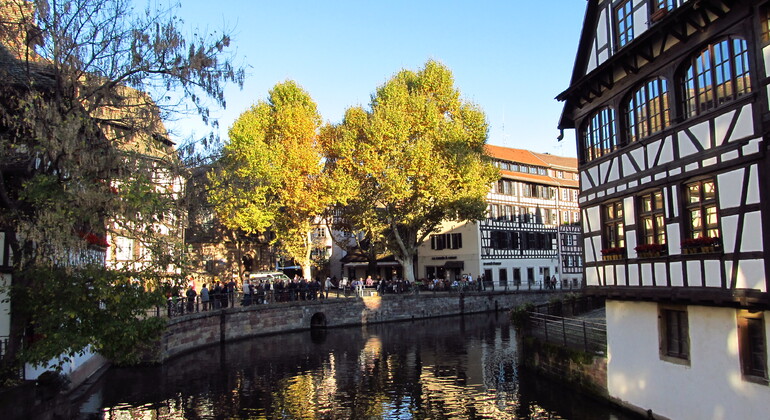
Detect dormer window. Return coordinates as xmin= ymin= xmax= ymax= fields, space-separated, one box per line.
xmin=581 ymin=107 xmax=618 ymax=162
xmin=615 ymin=0 xmax=634 ymax=50
xmin=681 ymin=37 xmax=751 ymax=119
xmin=626 ymin=78 xmax=671 ymax=143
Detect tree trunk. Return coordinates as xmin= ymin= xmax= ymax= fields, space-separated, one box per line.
xmin=397 ymin=255 xmax=416 ymax=283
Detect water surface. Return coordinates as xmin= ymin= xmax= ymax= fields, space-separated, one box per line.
xmin=77 ymin=312 xmax=633 ymax=419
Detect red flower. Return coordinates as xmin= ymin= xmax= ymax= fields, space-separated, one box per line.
xmin=77 ymin=231 xmax=109 ymax=247
xmin=634 ymin=243 xmax=665 ymax=253
xmin=681 ymin=236 xmax=720 ymax=248
xmin=601 ymin=247 xmax=625 ymax=255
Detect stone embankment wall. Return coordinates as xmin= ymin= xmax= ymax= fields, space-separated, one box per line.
xmin=520 ymin=338 xmax=608 ymax=398
xmin=162 ymin=291 xmax=558 ymax=361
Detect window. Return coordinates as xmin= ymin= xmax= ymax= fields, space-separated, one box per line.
xmin=115 ymin=236 xmax=134 ymax=261
xmin=762 ymin=4 xmax=770 ymax=43
xmin=615 ymin=0 xmax=634 ymax=49
xmin=488 ymin=204 xmax=499 ymax=219
xmin=651 ymin=0 xmax=674 ymax=12
xmin=490 ymin=230 xmax=517 ymax=250
xmin=603 ymin=201 xmax=625 ymax=249
xmin=582 ymin=107 xmax=618 ymax=162
xmin=738 ymin=310 xmax=768 ymax=383
xmin=638 ymin=190 xmax=667 ymax=246
xmin=659 ymin=306 xmax=690 ymax=363
xmin=684 ymin=178 xmax=719 ymax=239
xmin=682 ymin=37 xmax=751 ymax=118
xmin=627 ymin=78 xmax=671 ymax=143
xmin=431 ymin=233 xmax=463 ymax=250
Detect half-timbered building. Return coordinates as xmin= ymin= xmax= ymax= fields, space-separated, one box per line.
xmin=558 ymin=0 xmax=770 ymax=418
xmin=416 ymin=145 xmax=581 ymax=289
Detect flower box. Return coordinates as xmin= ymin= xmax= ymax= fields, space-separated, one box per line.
xmin=681 ymin=237 xmax=720 ymax=255
xmin=635 ymin=243 xmax=665 ymax=258
xmin=601 ymin=247 xmax=626 ymax=261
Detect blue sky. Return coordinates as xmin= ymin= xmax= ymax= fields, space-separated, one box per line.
xmin=163 ymin=1 xmax=587 ymax=158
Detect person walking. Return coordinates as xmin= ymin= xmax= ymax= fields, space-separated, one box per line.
xmin=324 ymin=276 xmax=332 ymax=299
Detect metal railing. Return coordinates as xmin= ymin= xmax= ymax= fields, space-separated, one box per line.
xmin=156 ymin=282 xmax=583 ymax=319
xmin=525 ymin=311 xmax=607 ymax=355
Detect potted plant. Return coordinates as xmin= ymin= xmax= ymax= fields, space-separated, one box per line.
xmin=601 ymin=247 xmax=626 ymax=261
xmin=635 ymin=243 xmax=665 ymax=258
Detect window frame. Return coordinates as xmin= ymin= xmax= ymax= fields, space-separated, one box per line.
xmin=738 ymin=310 xmax=768 ymax=384
xmin=683 ymin=178 xmax=720 ymax=240
xmin=615 ymin=0 xmax=634 ymax=50
xmin=681 ymin=37 xmax=752 ymax=119
xmin=659 ymin=304 xmax=690 ymax=364
xmin=626 ymin=77 xmax=671 ymax=143
xmin=638 ymin=189 xmax=667 ymax=248
xmin=603 ymin=201 xmax=625 ymax=250
xmin=581 ymin=107 xmax=619 ymax=162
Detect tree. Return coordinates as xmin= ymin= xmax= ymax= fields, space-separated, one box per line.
xmin=209 ymin=81 xmax=328 ymax=280
xmin=0 ymin=0 xmax=243 ymax=370
xmin=324 ymin=61 xmax=498 ymax=282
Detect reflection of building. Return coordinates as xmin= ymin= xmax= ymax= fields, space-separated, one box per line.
xmin=558 ymin=1 xmax=770 ymax=418
xmin=416 ymin=145 xmax=582 ymax=287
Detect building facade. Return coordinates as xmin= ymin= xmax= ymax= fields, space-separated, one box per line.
xmin=558 ymin=1 xmax=770 ymax=418
xmin=416 ymin=146 xmax=582 ymax=288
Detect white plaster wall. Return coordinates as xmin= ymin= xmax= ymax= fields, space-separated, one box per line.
xmin=416 ymin=220 xmax=481 ymax=279
xmin=607 ymin=301 xmax=770 ymax=419
xmin=25 ymin=345 xmax=98 ymax=380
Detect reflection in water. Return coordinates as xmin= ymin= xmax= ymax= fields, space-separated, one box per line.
xmin=78 ymin=312 xmax=632 ymax=419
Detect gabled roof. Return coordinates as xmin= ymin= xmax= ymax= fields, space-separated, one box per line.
xmin=485 ymin=144 xmax=547 ymax=167
xmin=485 ymin=144 xmax=577 ymax=171
xmin=485 ymin=144 xmax=578 ymax=188
xmin=556 ymin=0 xmax=597 ymax=131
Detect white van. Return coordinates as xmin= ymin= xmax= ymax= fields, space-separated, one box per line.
xmin=248 ymin=271 xmax=290 ymax=285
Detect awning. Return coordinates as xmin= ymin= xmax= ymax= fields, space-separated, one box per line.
xmin=343 ymin=261 xmax=401 ymax=268
xmin=443 ymin=261 xmax=465 ymax=269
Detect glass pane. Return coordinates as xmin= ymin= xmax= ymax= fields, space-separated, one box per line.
xmin=654 ymin=191 xmax=664 ymax=209
xmin=688 ymin=184 xmax=701 ymax=203
xmin=642 ymin=195 xmax=652 ymax=212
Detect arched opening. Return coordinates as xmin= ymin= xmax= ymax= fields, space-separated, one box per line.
xmin=310 ymin=312 xmax=327 ymax=329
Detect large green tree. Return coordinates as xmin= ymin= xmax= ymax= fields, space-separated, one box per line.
xmin=324 ymin=60 xmax=498 ymax=282
xmin=0 ymin=0 xmax=243 ymax=371
xmin=209 ymin=81 xmax=328 ymax=280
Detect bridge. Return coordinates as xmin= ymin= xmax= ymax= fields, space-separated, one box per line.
xmin=159 ymin=288 xmax=575 ymax=361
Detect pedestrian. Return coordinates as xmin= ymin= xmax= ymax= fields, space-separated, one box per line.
xmin=243 ymin=280 xmax=252 ymax=306
xmin=324 ymin=276 xmax=332 ymax=299
xmin=185 ymin=285 xmax=197 ymax=313
xmin=200 ymin=284 xmax=210 ymax=311
xmin=227 ymin=278 xmax=236 ymax=307
xmin=212 ymin=281 xmax=222 ymax=309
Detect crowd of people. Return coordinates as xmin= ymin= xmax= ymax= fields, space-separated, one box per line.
xmin=164 ymin=272 xmax=566 ymax=317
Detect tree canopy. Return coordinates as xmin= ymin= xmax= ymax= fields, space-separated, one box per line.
xmin=324 ymin=60 xmax=498 ymax=282
xmin=209 ymin=81 xmax=328 ymax=280
xmin=0 ymin=0 xmax=243 ymax=369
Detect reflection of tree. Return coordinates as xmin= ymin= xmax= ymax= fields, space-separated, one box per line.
xmin=84 ymin=313 xmax=625 ymax=419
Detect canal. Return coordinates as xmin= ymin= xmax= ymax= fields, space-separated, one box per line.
xmin=76 ymin=312 xmax=634 ymax=419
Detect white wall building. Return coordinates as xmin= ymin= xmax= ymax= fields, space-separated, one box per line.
xmin=416 ymin=145 xmax=582 ymax=288
xmin=559 ymin=1 xmax=770 ymax=418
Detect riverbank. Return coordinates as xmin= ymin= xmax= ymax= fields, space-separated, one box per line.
xmin=160 ymin=289 xmax=562 ymax=360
